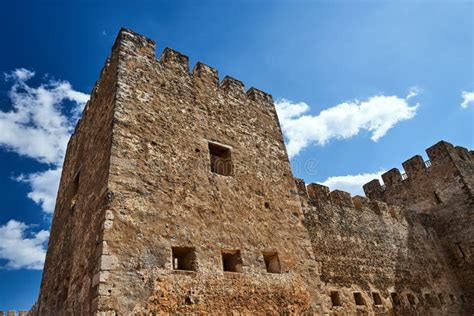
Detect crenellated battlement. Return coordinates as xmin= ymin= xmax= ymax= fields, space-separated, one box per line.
xmin=192 ymin=62 xmax=219 ymax=85
xmin=402 ymin=155 xmax=426 ymax=177
xmin=363 ymin=141 xmax=473 ymax=210
xmin=32 ymin=28 xmax=473 ymax=315
xmin=296 ymin=179 xmax=407 ymax=220
xmin=220 ymin=76 xmax=245 ymax=95
xmin=364 ymin=157 xmax=432 ymax=196
xmin=34 ymin=27 xmax=318 ymax=315
xmin=160 ymin=47 xmax=190 ymax=73
xmin=112 ymin=28 xmax=275 ymax=109
xmin=246 ymin=87 xmax=273 ymax=103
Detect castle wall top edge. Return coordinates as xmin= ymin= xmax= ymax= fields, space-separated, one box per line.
xmin=362 ymin=140 xmax=472 ymax=195
xmin=112 ymin=27 xmax=274 ymax=103
xmin=295 ymin=179 xmax=406 ymax=218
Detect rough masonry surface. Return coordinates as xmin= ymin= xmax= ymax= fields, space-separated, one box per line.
xmin=31 ymin=28 xmax=473 ymax=315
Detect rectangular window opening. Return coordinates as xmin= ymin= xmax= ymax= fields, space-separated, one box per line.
xmin=418 ymin=294 xmax=424 ymax=304
xmin=209 ymin=142 xmax=233 ymax=176
xmin=172 ymin=247 xmax=196 ymax=271
xmin=407 ymin=293 xmax=416 ymax=305
xmin=354 ymin=292 xmax=365 ymax=306
xmin=449 ymin=294 xmax=456 ymax=304
xmin=372 ymin=292 xmax=382 ymax=306
xmin=222 ymin=250 xmax=243 ymax=272
xmin=331 ymin=291 xmax=342 ymax=307
xmin=72 ymin=171 xmax=80 ymax=195
xmin=424 ymin=294 xmax=434 ymax=306
xmin=391 ymin=293 xmax=401 ymax=306
xmin=438 ymin=293 xmax=445 ymax=305
xmin=263 ymin=251 xmax=281 ymax=274
xmin=434 ymin=191 xmax=442 ymax=204
xmin=460 ymin=295 xmax=466 ymax=303
xmin=455 ymin=242 xmax=466 ymax=259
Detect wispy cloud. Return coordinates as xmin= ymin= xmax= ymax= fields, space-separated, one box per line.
xmin=275 ymin=91 xmax=419 ymax=158
xmin=4 ymin=68 xmax=35 ymax=81
xmin=461 ymin=91 xmax=474 ymax=109
xmin=0 ymin=69 xmax=87 ymax=270
xmin=16 ymin=169 xmax=62 ymax=214
xmin=407 ymin=86 xmax=421 ymax=100
xmin=1 ymin=69 xmax=88 ymax=165
xmin=1 ymin=69 xmax=88 ymax=213
xmin=320 ymin=171 xmax=385 ymax=196
xmin=0 ymin=220 xmax=49 ymax=270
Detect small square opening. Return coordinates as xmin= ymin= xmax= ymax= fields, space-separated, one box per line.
xmin=455 ymin=242 xmax=466 ymax=259
xmin=372 ymin=292 xmax=382 ymax=306
xmin=407 ymin=293 xmax=416 ymax=305
xmin=449 ymin=294 xmax=456 ymax=304
xmin=418 ymin=294 xmax=424 ymax=304
xmin=354 ymin=292 xmax=365 ymax=306
xmin=434 ymin=191 xmax=442 ymax=204
xmin=391 ymin=293 xmax=401 ymax=306
xmin=209 ymin=142 xmax=233 ymax=176
xmin=424 ymin=293 xmax=434 ymax=306
xmin=438 ymin=293 xmax=445 ymax=305
xmin=172 ymin=247 xmax=196 ymax=271
xmin=263 ymin=251 xmax=281 ymax=274
xmin=331 ymin=291 xmax=342 ymax=307
xmin=222 ymin=250 xmax=243 ymax=272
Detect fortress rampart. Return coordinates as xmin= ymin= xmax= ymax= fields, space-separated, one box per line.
xmin=363 ymin=140 xmax=474 ymax=313
xmin=31 ymin=29 xmax=473 ymax=315
xmin=296 ymin=180 xmax=467 ymax=315
xmin=34 ymin=28 xmax=321 ymax=315
xmin=363 ymin=141 xmax=473 ymax=211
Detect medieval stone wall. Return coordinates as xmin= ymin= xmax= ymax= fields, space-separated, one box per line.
xmin=363 ymin=141 xmax=472 ymax=211
xmin=297 ymin=181 xmax=468 ymax=315
xmin=34 ymin=43 xmax=119 ymax=314
xmin=32 ymin=28 xmax=473 ymax=315
xmin=94 ymin=28 xmax=321 ymax=314
xmin=363 ymin=141 xmax=474 ymax=312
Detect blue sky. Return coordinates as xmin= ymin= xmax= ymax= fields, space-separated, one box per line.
xmin=0 ymin=0 xmax=473 ymax=310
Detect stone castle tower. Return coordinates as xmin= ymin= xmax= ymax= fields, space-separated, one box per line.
xmin=31 ymin=29 xmax=473 ymax=315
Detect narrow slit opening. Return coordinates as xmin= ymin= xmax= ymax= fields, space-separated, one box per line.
xmin=391 ymin=293 xmax=401 ymax=306
xmin=354 ymin=292 xmax=365 ymax=306
xmin=331 ymin=291 xmax=342 ymax=307
xmin=372 ymin=292 xmax=382 ymax=306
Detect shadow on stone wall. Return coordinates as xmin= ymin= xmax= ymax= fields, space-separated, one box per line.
xmin=393 ymin=212 xmax=466 ymax=315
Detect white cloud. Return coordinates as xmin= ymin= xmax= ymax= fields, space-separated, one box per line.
xmin=4 ymin=68 xmax=35 ymax=81
xmin=16 ymin=168 xmax=62 ymax=214
xmin=0 ymin=69 xmax=83 ymax=270
xmin=0 ymin=220 xmax=49 ymax=270
xmin=275 ymin=92 xmax=419 ymax=158
xmin=320 ymin=170 xmax=385 ymax=196
xmin=406 ymin=86 xmax=421 ymax=100
xmin=0 ymin=69 xmax=88 ymax=213
xmin=0 ymin=69 xmax=89 ymax=165
xmin=461 ymin=91 xmax=474 ymax=109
